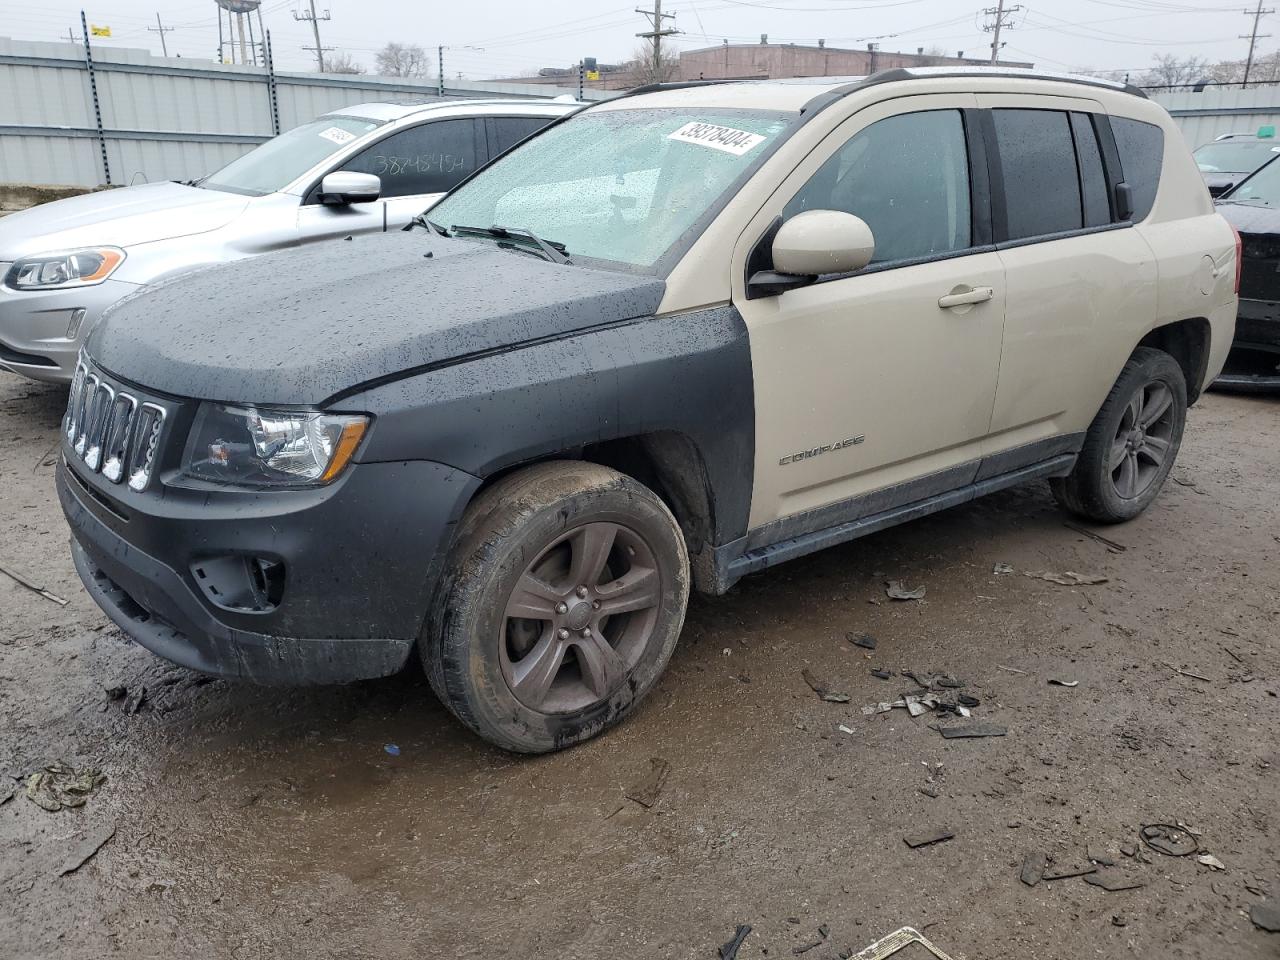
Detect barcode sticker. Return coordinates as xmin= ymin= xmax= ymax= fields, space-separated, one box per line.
xmin=318 ymin=126 xmax=356 ymax=145
xmin=667 ymin=121 xmax=767 ymax=156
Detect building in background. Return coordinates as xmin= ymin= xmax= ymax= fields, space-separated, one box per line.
xmin=498 ymin=41 xmax=1034 ymax=91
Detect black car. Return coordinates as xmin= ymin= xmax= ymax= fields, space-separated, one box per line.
xmin=1217 ymin=156 xmax=1280 ymax=389
xmin=1194 ymin=131 xmax=1280 ymax=197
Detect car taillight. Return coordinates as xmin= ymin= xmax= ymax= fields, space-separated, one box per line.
xmin=1232 ymin=223 xmax=1243 ymax=294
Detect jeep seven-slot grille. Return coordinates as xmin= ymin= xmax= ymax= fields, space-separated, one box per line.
xmin=64 ymin=361 xmax=165 ymax=492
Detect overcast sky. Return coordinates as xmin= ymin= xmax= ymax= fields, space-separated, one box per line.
xmin=5 ymin=0 xmax=1273 ymax=81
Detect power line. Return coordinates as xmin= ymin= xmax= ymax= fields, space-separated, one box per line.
xmin=293 ymin=0 xmax=332 ymax=72
xmin=1242 ymin=0 xmax=1274 ymax=82
xmin=636 ymin=0 xmax=680 ymax=71
xmin=147 ymin=13 xmax=174 ymax=58
xmin=982 ymin=0 xmax=1023 ymax=64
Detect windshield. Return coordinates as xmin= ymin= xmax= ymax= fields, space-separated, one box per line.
xmin=1193 ymin=140 xmax=1280 ymax=174
xmin=1223 ymin=155 xmax=1280 ymax=204
xmin=200 ymin=116 xmax=382 ymax=196
xmin=427 ymin=107 xmax=795 ymax=270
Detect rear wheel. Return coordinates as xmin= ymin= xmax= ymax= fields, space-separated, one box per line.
xmin=423 ymin=461 xmax=690 ymax=753
xmin=1051 ymin=346 xmax=1187 ymax=523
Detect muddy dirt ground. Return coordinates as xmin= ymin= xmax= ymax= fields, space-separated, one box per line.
xmin=1 ymin=368 xmax=1277 ymax=960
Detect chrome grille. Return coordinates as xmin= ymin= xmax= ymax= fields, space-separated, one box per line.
xmin=63 ymin=360 xmax=166 ymax=492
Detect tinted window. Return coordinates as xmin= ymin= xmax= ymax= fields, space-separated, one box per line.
xmin=994 ymin=109 xmax=1082 ymax=239
xmin=1111 ymin=117 xmax=1165 ymax=221
xmin=784 ymin=110 xmax=971 ymax=264
xmin=1071 ymin=112 xmax=1111 ymax=228
xmin=488 ymin=116 xmax=555 ymax=156
xmin=341 ymin=119 xmax=480 ymax=197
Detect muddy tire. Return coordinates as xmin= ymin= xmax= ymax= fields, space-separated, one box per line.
xmin=1050 ymin=346 xmax=1187 ymax=524
xmin=422 ymin=461 xmax=690 ymax=754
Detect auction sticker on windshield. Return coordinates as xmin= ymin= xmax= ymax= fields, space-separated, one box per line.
xmin=318 ymin=127 xmax=357 ymax=145
xmin=667 ymin=121 xmax=767 ymax=156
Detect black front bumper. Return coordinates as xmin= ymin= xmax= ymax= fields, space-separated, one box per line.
xmin=1217 ymin=297 xmax=1280 ymax=390
xmin=59 ymin=455 xmax=479 ymax=684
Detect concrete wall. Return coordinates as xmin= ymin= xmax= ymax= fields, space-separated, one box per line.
xmin=676 ymin=44 xmax=1031 ymax=82
xmin=1149 ymin=85 xmax=1280 ymax=149
xmin=0 ymin=36 xmax=607 ymax=189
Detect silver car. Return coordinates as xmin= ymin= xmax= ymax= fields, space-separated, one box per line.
xmin=0 ymin=97 xmax=576 ymax=383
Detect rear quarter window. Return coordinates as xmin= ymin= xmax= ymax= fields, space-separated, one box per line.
xmin=1111 ymin=117 xmax=1165 ymax=221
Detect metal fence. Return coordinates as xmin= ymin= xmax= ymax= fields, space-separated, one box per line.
xmin=1147 ymin=85 xmax=1280 ymax=149
xmin=0 ymin=36 xmax=608 ymax=189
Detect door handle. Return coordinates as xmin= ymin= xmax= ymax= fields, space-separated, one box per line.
xmin=938 ymin=285 xmax=995 ymax=309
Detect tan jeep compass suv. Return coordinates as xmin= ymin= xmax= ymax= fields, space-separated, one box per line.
xmin=62 ymin=68 xmax=1238 ymax=752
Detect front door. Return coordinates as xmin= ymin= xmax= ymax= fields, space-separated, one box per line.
xmin=732 ymin=96 xmax=1007 ymax=535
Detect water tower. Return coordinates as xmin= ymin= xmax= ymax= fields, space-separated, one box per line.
xmin=216 ymin=0 xmax=265 ymax=66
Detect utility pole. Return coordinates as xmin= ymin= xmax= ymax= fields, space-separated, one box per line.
xmin=148 ymin=12 xmax=174 ymax=58
xmin=1242 ymin=0 xmax=1274 ymax=85
xmin=438 ymin=44 xmax=444 ymax=96
xmin=294 ymin=0 xmax=331 ymax=72
xmin=982 ymin=0 xmax=1023 ymax=65
xmin=636 ymin=0 xmax=679 ymax=79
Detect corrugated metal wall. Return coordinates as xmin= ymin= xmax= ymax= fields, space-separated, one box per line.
xmin=1148 ymin=86 xmax=1280 ymax=149
xmin=0 ymin=37 xmax=604 ymax=188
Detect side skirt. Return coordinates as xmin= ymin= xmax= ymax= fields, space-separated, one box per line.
xmin=712 ymin=453 xmax=1078 ymax=593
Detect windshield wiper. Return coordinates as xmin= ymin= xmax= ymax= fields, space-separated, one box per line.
xmin=407 ymin=214 xmax=449 ymax=236
xmin=450 ymin=224 xmax=571 ymax=265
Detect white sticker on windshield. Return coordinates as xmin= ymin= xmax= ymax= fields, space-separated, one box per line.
xmin=318 ymin=126 xmax=356 ymax=145
xmin=667 ymin=121 xmax=767 ymax=156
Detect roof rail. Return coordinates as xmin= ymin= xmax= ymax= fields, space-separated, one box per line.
xmin=866 ymin=66 xmax=1147 ymax=99
xmin=607 ymin=79 xmax=739 ymax=102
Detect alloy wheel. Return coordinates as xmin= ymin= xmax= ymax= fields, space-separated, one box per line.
xmin=1109 ymin=378 xmax=1176 ymax=500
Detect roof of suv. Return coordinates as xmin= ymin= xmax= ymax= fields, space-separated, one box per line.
xmin=593 ymin=66 xmax=1147 ymax=114
xmin=326 ymin=97 xmax=579 ymax=123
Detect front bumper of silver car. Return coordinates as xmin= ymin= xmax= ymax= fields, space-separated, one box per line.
xmin=0 ymin=272 xmax=139 ymax=384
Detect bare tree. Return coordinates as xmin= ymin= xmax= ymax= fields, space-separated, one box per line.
xmin=376 ymin=42 xmax=431 ymax=78
xmin=915 ymin=45 xmax=951 ymax=67
xmin=1142 ymin=53 xmax=1210 ymax=90
xmin=326 ymin=50 xmax=366 ymax=75
xmin=627 ymin=41 xmax=679 ymax=86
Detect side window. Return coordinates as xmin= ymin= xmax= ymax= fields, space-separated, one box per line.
xmin=1071 ymin=112 xmax=1112 ymax=228
xmin=993 ymin=109 xmax=1083 ymax=240
xmin=782 ymin=110 xmax=971 ymax=265
xmin=488 ymin=116 xmax=555 ymax=156
xmin=340 ymin=119 xmax=480 ymax=198
xmin=1111 ymin=117 xmax=1165 ymax=221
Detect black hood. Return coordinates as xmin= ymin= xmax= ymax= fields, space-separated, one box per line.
xmin=89 ymin=232 xmax=666 ymax=406
xmin=1203 ymin=171 xmax=1248 ymax=195
xmin=1216 ymin=198 xmax=1280 ymax=237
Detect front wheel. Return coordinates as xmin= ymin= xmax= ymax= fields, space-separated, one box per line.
xmin=422 ymin=461 xmax=690 ymax=754
xmin=1050 ymin=346 xmax=1187 ymax=524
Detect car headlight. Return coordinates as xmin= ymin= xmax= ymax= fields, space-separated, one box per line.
xmin=181 ymin=404 xmax=369 ymax=487
xmin=4 ymin=247 xmax=125 ymax=290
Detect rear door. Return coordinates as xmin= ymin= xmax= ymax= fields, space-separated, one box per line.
xmin=977 ymin=96 xmax=1159 ymax=458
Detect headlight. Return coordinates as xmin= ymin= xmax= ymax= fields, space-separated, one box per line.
xmin=182 ymin=404 xmax=369 ymax=487
xmin=5 ymin=247 xmax=125 ymax=290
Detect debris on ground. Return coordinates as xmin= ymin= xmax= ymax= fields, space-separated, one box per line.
xmin=851 ymin=926 xmax=957 ymax=960
xmin=384 ymin=744 xmax=400 ymax=756
xmin=1196 ymin=853 xmax=1225 ymax=871
xmin=792 ymin=923 xmax=830 ymax=955
xmin=0 ymin=783 xmax=14 ymax=806
xmin=884 ymin=580 xmax=926 ymax=601
xmin=1063 ymin=521 xmax=1127 ymax=553
xmin=1087 ymin=845 xmax=1116 ymax=867
xmin=1043 ymin=864 xmax=1096 ymax=882
xmin=1250 ymin=902 xmax=1280 ymax=933
xmin=1173 ymin=666 xmax=1212 ymax=682
xmin=1023 ymin=570 xmax=1109 ymax=586
xmin=1020 ymin=851 xmax=1047 ymax=886
xmin=993 ymin=562 xmax=1015 ymax=575
xmin=1140 ymin=823 xmax=1199 ymax=857
xmin=903 ymin=828 xmax=954 ymax=849
xmin=871 ymin=668 xmax=893 ymax=680
xmin=937 ymin=722 xmax=1007 ymax=739
xmin=57 ymin=823 xmax=117 ymax=876
xmin=838 ymin=724 xmax=855 ymax=735
xmin=958 ymin=694 xmax=980 ymax=708
xmin=802 ymin=668 xmax=851 ymax=703
xmin=1048 ymin=679 xmax=1080 ymax=688
xmin=719 ymin=924 xmax=752 ymax=960
xmin=1082 ymin=870 xmax=1145 ymax=892
xmin=848 ymin=632 xmax=877 ymax=650
xmin=996 ymin=665 xmax=1028 ymax=675
xmin=25 ymin=762 xmax=107 ymax=812
xmin=624 ymin=757 xmax=671 ymax=808
xmin=103 ymin=685 xmax=126 ymax=701
xmin=0 ymin=563 xmax=69 ymax=605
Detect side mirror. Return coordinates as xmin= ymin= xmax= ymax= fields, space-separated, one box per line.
xmin=318 ymin=171 xmax=381 ymax=205
xmin=748 ymin=210 xmax=875 ymax=297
